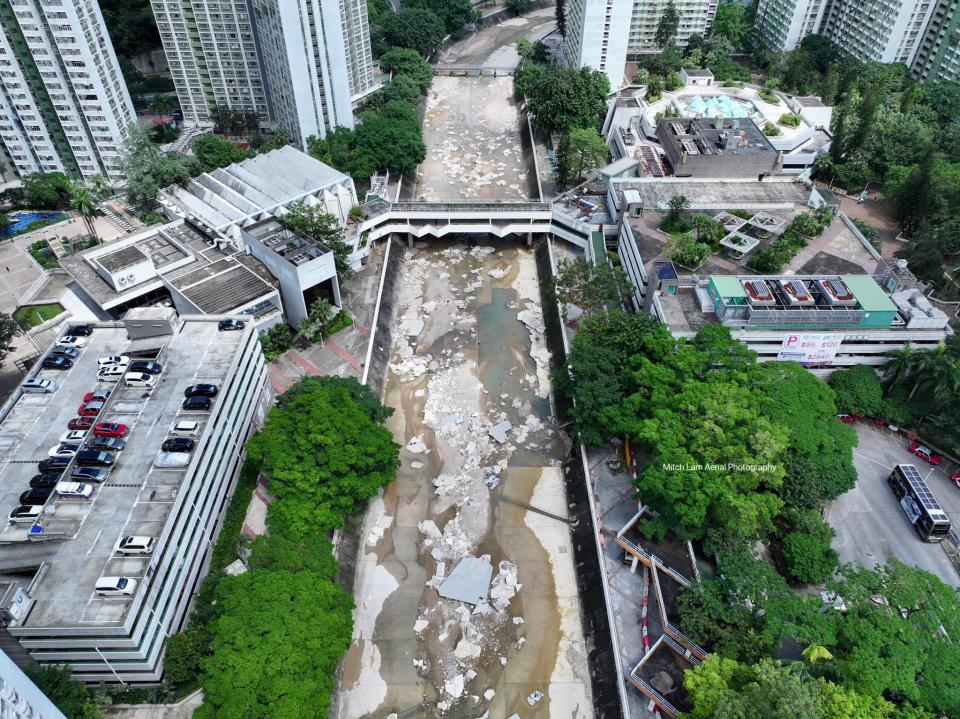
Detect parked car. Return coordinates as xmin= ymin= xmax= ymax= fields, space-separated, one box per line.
xmin=30 ymin=473 xmax=63 ymax=489
xmin=50 ymin=347 xmax=80 ymax=359
xmin=67 ymin=324 xmax=93 ymax=336
xmin=55 ymin=482 xmax=94 ymax=499
xmin=97 ymin=366 xmax=124 ymax=382
xmin=154 ymin=452 xmax=191 ymax=468
xmin=128 ymin=360 xmax=162 ymax=375
xmin=161 ymin=437 xmax=194 ymax=453
xmin=94 ymin=576 xmax=136 ymax=597
xmin=41 ymin=356 xmax=73 ymax=370
xmin=218 ymin=318 xmax=245 ymax=331
xmin=184 ymin=383 xmax=218 ymax=398
xmin=951 ymin=470 xmax=960 ymax=488
xmin=67 ymin=416 xmax=95 ymax=430
xmin=60 ymin=430 xmax=88 ymax=444
xmin=83 ymin=389 xmax=111 ymax=403
xmin=38 ymin=457 xmax=71 ymax=473
xmin=56 ymin=335 xmax=87 ymax=349
xmin=909 ymin=443 xmax=942 ymax=465
xmin=836 ymin=414 xmax=858 ymax=423
xmin=97 ymin=355 xmax=129 ymax=368
xmin=8 ymin=505 xmax=43 ymax=524
xmin=182 ymin=396 xmax=211 ymax=411
xmin=93 ymin=422 xmax=128 ymax=438
xmin=124 ymin=372 xmax=156 ymax=389
xmin=70 ymin=467 xmax=109 ymax=483
xmin=86 ymin=437 xmax=125 ymax=452
xmin=171 ymin=420 xmax=199 ymax=436
xmin=74 ymin=450 xmax=116 ymax=467
xmin=114 ymin=536 xmax=155 ymax=556
xmin=21 ymin=378 xmax=57 ymax=394
xmin=77 ymin=401 xmax=105 ymax=417
xmin=19 ymin=487 xmax=52 ymax=505
xmin=48 ymin=443 xmax=81 ymax=458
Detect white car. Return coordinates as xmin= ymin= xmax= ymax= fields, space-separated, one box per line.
xmin=48 ymin=443 xmax=81 ymax=458
xmin=114 ymin=536 xmax=155 ymax=555
xmin=21 ymin=378 xmax=57 ymax=394
xmin=56 ymin=335 xmax=87 ymax=349
xmin=97 ymin=365 xmax=125 ymax=382
xmin=171 ymin=420 xmax=199 ymax=436
xmin=154 ymin=451 xmax=191 ymax=468
xmin=125 ymin=372 xmax=156 ymax=389
xmin=8 ymin=505 xmax=43 ymax=524
xmin=55 ymin=482 xmax=94 ymax=499
xmin=527 ymin=691 xmax=544 ymax=706
xmin=95 ymin=576 xmax=137 ymax=597
xmin=60 ymin=430 xmax=88 ymax=444
xmin=97 ymin=355 xmax=129 ymax=368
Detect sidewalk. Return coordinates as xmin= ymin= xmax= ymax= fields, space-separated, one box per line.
xmin=266 ymin=241 xmax=386 ymax=394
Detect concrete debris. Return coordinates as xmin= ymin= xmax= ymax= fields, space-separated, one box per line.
xmin=512 ymin=616 xmax=525 ymax=625
xmin=466 ymin=669 xmax=477 ymax=681
xmin=400 ymin=318 xmax=425 ymax=336
xmin=414 ymin=619 xmax=429 ymax=633
xmin=454 ymin=639 xmax=482 ymax=660
xmin=483 ymin=689 xmax=496 ymax=701
xmin=489 ymin=560 xmax=521 ymax=611
xmin=488 ymin=420 xmax=512 ymax=444
xmin=445 ymin=674 xmax=465 ymax=698
xmin=488 ymin=266 xmax=510 ymax=279
xmin=224 ymin=559 xmax=247 ymax=576
xmin=366 ymin=514 xmax=393 ymax=545
xmin=438 ymin=556 xmax=495 ymax=606
xmin=406 ymin=436 xmax=427 ymax=454
xmin=411 ymin=461 xmax=424 ymax=469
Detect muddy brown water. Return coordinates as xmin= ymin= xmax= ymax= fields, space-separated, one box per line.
xmin=336 ymin=241 xmax=591 ymax=719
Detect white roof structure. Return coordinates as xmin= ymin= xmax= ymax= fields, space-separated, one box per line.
xmin=159 ymin=146 xmax=357 ymax=232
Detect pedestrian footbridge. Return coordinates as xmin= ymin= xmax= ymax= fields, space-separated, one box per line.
xmin=354 ymin=199 xmax=598 ymax=252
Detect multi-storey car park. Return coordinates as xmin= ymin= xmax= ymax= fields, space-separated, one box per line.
xmin=0 ymin=310 xmax=268 ymax=682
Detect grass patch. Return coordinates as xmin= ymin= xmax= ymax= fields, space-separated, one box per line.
xmin=14 ymin=303 xmax=64 ymax=330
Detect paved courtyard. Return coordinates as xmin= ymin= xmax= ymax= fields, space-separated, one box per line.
xmin=825 ymin=422 xmax=960 ymax=588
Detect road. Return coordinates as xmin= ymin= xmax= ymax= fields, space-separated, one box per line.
xmin=825 ymin=422 xmax=960 ymax=588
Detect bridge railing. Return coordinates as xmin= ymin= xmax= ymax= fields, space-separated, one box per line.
xmin=361 ymin=199 xmax=553 ymax=219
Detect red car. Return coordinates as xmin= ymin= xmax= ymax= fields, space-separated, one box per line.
xmin=909 ymin=442 xmax=942 ymax=465
xmin=93 ymin=422 xmax=128 ymax=438
xmin=77 ymin=401 xmax=105 ymax=417
xmin=67 ymin=416 xmax=95 ymax=430
xmin=837 ymin=414 xmax=857 ymax=423
xmin=83 ymin=389 xmax=110 ymax=404
xmin=950 ymin=471 xmax=960 ymax=488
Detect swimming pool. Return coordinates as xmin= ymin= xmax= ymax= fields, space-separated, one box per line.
xmin=0 ymin=211 xmax=68 ymax=239
xmin=671 ymin=94 xmax=765 ymax=123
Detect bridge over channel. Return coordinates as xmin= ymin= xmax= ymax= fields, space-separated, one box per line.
xmin=354 ymin=199 xmax=598 ymax=252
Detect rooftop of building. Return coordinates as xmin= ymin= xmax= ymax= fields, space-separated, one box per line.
xmin=681 ymin=68 xmax=714 ymax=77
xmin=243 ymin=216 xmax=331 ymax=266
xmin=615 ymin=179 xmax=811 ymax=211
xmin=62 ymin=219 xmax=278 ymax=312
xmin=0 ymin=320 xmax=251 ymax=629
xmin=657 ymin=116 xmax=777 ymax=158
xmin=157 ymin=146 xmax=353 ymax=231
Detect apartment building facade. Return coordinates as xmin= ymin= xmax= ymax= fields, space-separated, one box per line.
xmin=0 ymin=0 xmax=135 ymax=182
xmin=154 ymin=0 xmax=375 ymax=146
xmin=0 ymin=649 xmax=66 ymax=719
xmin=755 ymin=0 xmax=939 ymax=67
xmin=565 ymin=0 xmax=718 ymax=88
xmin=911 ymin=0 xmax=960 ymax=82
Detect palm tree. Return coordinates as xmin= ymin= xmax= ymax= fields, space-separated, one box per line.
xmin=88 ymin=174 xmax=111 ymax=201
xmin=69 ymin=182 xmax=98 ymax=243
xmin=881 ymin=347 xmax=920 ymax=394
xmin=148 ymin=95 xmax=174 ymax=126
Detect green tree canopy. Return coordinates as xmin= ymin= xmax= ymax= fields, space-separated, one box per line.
xmin=515 ymin=64 xmax=610 ymax=134
xmin=550 ymin=255 xmax=633 ymax=318
xmin=197 ymin=570 xmax=353 ymax=719
xmin=26 ymin=665 xmax=100 ymax=719
xmin=279 ymin=201 xmax=354 ymax=280
xmin=557 ymin=126 xmax=609 ymax=185
xmin=23 ymin=172 xmax=73 ymax=210
xmin=245 ymin=377 xmax=399 ymax=536
xmin=382 ymin=8 xmax=446 ymax=56
xmin=379 ymin=47 xmax=433 ymax=91
xmin=828 ymin=365 xmax=886 ymax=416
xmin=654 ymin=0 xmax=679 ymax=47
xmin=710 ymin=1 xmax=751 ymax=48
xmin=192 ymin=134 xmax=248 ymax=172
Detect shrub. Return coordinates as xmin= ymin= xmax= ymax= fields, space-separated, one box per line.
xmin=632 ymin=68 xmax=650 ymax=85
xmin=258 ymin=323 xmax=295 ymax=361
xmin=660 ymin=215 xmax=691 ymax=234
xmin=664 ymin=72 xmax=683 ymax=91
xmin=790 ymin=211 xmax=824 ymax=237
xmin=762 ymin=121 xmax=782 ymax=136
xmin=665 ymin=232 xmax=710 ymax=269
xmin=758 ymin=88 xmax=780 ymax=104
xmin=829 ymin=365 xmax=885 ymax=416
xmin=782 ymin=525 xmax=838 ymax=584
xmin=164 ymin=627 xmax=209 ymax=685
xmin=778 ymin=113 xmax=801 ymax=127
xmin=851 ymin=217 xmax=881 ymax=250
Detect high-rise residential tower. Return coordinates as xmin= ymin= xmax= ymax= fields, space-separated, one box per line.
xmin=0 ymin=0 xmax=136 ymax=182
xmin=150 ymin=0 xmax=270 ymax=125
xmin=564 ymin=0 xmax=718 ymax=88
xmin=153 ymin=0 xmax=376 ymax=146
xmin=756 ymin=0 xmax=939 ymax=67
xmin=911 ymin=0 xmax=960 ymax=82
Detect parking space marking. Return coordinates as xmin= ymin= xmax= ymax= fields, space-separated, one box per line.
xmin=853 ymin=450 xmax=891 ymax=470
xmin=85 ymin=529 xmax=103 ymax=556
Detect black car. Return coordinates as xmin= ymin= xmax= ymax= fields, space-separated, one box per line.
xmin=19 ymin=488 xmax=52 ymax=505
xmin=71 ymin=467 xmax=109 ymax=483
xmin=85 ymin=437 xmax=126 ymax=452
xmin=75 ymin=450 xmax=116 ymax=467
xmin=30 ymin=473 xmax=62 ymax=489
xmin=128 ymin=360 xmax=162 ymax=375
xmin=161 ymin=437 xmax=194 ymax=453
xmin=218 ymin=319 xmax=245 ymax=331
xmin=182 ymin=396 xmax=211 ymax=411
xmin=50 ymin=346 xmax=80 ymax=359
xmin=38 ymin=456 xmax=71 ymax=473
xmin=67 ymin=324 xmax=93 ymax=336
xmin=184 ymin=383 xmax=218 ymax=398
xmin=42 ymin=356 xmax=73 ymax=370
